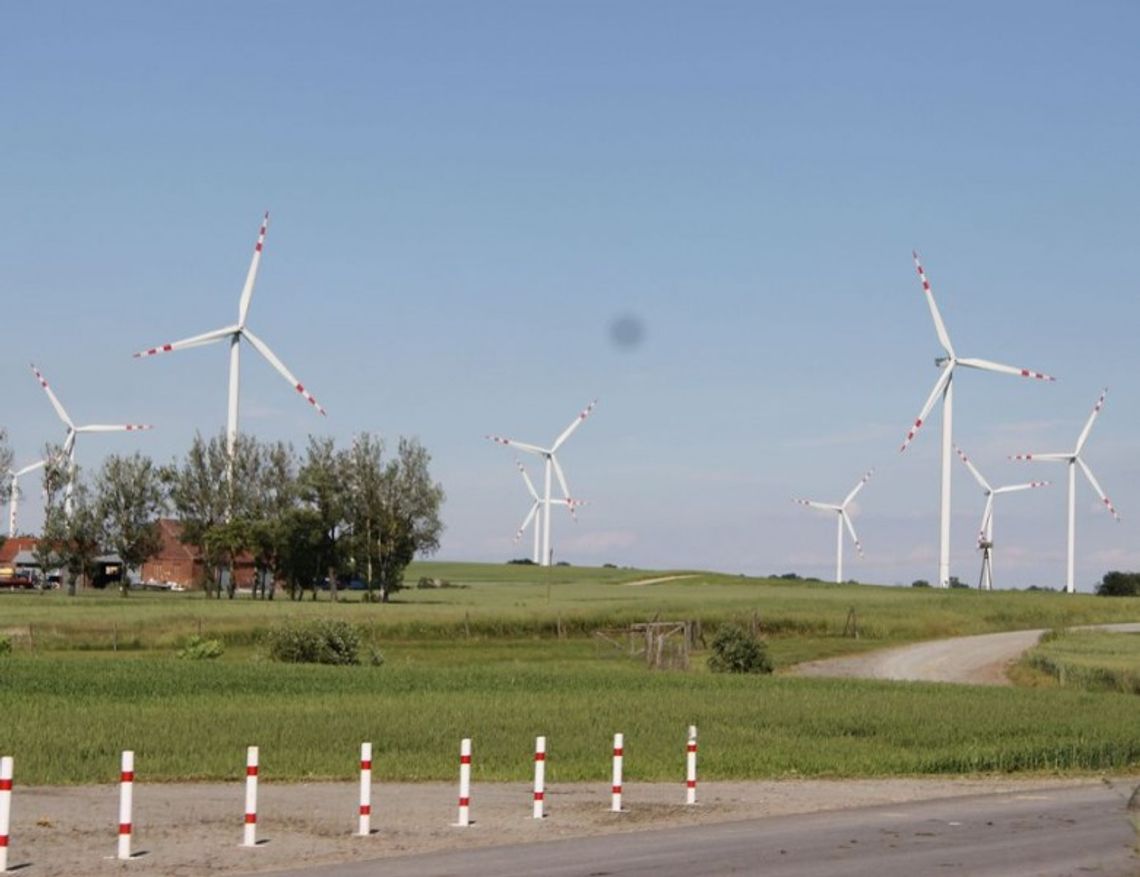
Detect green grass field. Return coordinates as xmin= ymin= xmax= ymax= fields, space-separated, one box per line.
xmin=1022 ymin=629 xmax=1140 ymax=694
xmin=3 ymin=562 xmax=1139 ymax=784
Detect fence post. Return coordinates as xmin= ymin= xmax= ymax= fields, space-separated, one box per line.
xmin=357 ymin=743 xmax=372 ymax=836
xmin=117 ymin=750 xmax=135 ymax=860
xmin=611 ymin=733 xmax=624 ymax=813
xmin=686 ymin=726 xmax=698 ymax=805
xmin=533 ymin=737 xmax=546 ymax=819
xmin=455 ymin=738 xmax=471 ymax=827
xmin=243 ymin=746 xmax=259 ymax=847
xmin=0 ymin=756 xmax=13 ymax=873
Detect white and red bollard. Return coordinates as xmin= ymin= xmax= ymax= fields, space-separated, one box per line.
xmin=685 ymin=725 xmax=698 ymax=805
xmin=0 ymin=756 xmax=12 ymax=873
xmin=455 ymin=738 xmax=472 ymax=827
xmin=243 ymin=746 xmax=259 ymax=847
xmin=357 ymin=742 xmax=372 ymax=836
xmin=610 ymin=733 xmax=624 ymax=813
xmin=117 ymin=750 xmax=135 ymax=860
xmin=532 ymin=736 xmax=546 ymax=819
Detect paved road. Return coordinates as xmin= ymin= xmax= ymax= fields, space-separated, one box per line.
xmin=258 ymin=783 xmax=1139 ymax=877
xmin=792 ymin=623 xmax=1140 ymax=685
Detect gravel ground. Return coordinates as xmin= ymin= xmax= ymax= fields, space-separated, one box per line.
xmin=2 ymin=777 xmax=1122 ymax=877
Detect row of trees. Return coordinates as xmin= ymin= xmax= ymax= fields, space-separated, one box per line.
xmin=24 ymin=432 xmax=444 ymax=601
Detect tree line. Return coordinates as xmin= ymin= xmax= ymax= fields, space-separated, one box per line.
xmin=1 ymin=430 xmax=444 ymax=601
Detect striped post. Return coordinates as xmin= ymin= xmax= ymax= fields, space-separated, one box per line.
xmin=455 ymin=738 xmax=471 ymax=827
xmin=610 ymin=733 xmax=623 ymax=813
xmin=357 ymin=742 xmax=372 ymax=836
xmin=242 ymin=746 xmax=259 ymax=847
xmin=117 ymin=750 xmax=134 ymax=860
xmin=685 ymin=725 xmax=698 ymax=805
xmin=0 ymin=756 xmax=12 ymax=873
xmin=532 ymin=736 xmax=546 ymax=819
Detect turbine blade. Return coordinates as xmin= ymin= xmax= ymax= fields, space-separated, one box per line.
xmin=487 ymin=436 xmax=546 ymax=456
xmin=29 ymin=364 xmax=74 ymax=428
xmin=75 ymin=424 xmax=154 ymax=433
xmin=15 ymin=460 xmax=46 ymax=478
xmin=1077 ymin=458 xmax=1120 ymax=521
xmin=842 ymin=468 xmax=874 ymax=507
xmin=992 ymin=481 xmax=1051 ymax=494
xmin=793 ymin=499 xmax=840 ymax=511
xmin=956 ymin=357 xmax=1055 ymax=382
xmin=953 ymin=445 xmax=991 ymax=492
xmin=242 ymin=329 xmax=327 ymax=416
xmin=238 ymin=212 xmax=270 ymax=327
xmin=515 ymin=502 xmax=540 ymax=542
xmin=1075 ymin=388 xmax=1108 ymax=454
xmin=900 ymin=367 xmax=953 ymax=452
xmin=551 ymin=400 xmax=597 ymax=452
xmin=1009 ymin=452 xmax=1070 ymax=462
xmin=133 ymin=325 xmax=238 ymax=358
xmin=550 ymin=454 xmax=573 ymax=500
xmin=841 ymin=512 xmax=863 ymax=558
xmin=979 ymin=494 xmax=995 ymax=545
xmin=515 ymin=459 xmax=540 ymax=501
xmin=912 ymin=251 xmax=955 ymax=357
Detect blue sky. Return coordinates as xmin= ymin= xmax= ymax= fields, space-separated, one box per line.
xmin=2 ymin=1 xmax=1137 ymax=590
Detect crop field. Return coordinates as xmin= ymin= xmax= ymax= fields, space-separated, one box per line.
xmin=2 ymin=562 xmax=1140 ymax=785
xmin=1023 ymin=629 xmax=1140 ymax=694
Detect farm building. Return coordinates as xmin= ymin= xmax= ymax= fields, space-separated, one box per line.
xmin=140 ymin=518 xmax=257 ymax=590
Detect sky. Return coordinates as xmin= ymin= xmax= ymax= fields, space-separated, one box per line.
xmin=2 ymin=1 xmax=1138 ymax=592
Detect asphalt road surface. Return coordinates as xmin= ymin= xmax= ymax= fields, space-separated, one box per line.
xmin=792 ymin=622 xmax=1140 ymax=685
xmin=258 ymin=782 xmax=1138 ymax=877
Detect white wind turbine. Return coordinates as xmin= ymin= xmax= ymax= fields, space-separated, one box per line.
xmin=512 ymin=459 xmax=584 ymax=564
xmin=1011 ymin=388 xmax=1120 ymax=594
xmin=30 ymin=364 xmax=153 ymax=509
xmin=793 ymin=469 xmax=873 ymax=584
xmin=487 ymin=400 xmax=596 ymax=567
xmin=899 ymin=252 xmax=1055 ymax=589
xmin=134 ymin=213 xmax=325 ymax=459
xmin=8 ymin=458 xmax=46 ymax=536
xmin=953 ymin=445 xmax=1049 ymax=591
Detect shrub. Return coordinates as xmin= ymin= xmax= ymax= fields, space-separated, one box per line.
xmin=266 ymin=619 xmax=364 ymax=665
xmin=177 ymin=635 xmax=224 ymax=660
xmin=707 ymin=624 xmax=773 ymax=674
xmin=1096 ymin=571 xmax=1140 ymax=597
xmin=0 ymin=636 xmax=11 ymax=656
xmin=911 ymin=579 xmax=931 ymax=588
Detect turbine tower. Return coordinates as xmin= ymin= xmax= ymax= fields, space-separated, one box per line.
xmin=793 ymin=468 xmax=873 ymax=583
xmin=30 ymin=364 xmax=153 ymax=508
xmin=1011 ymin=389 xmax=1120 ymax=593
xmin=899 ymin=252 xmax=1055 ymax=588
xmin=487 ymin=400 xmax=596 ymax=567
xmin=512 ymin=459 xmax=583 ymax=564
xmin=134 ymin=213 xmax=326 ymax=459
xmin=953 ymin=445 xmax=1049 ymax=591
xmin=8 ymin=458 xmax=46 ymax=536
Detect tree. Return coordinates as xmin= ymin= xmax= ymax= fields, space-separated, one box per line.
xmin=374 ymin=437 xmax=445 ymax=601
xmin=166 ymin=434 xmax=230 ymax=597
xmin=298 ymin=437 xmax=349 ymax=602
xmin=38 ymin=451 xmax=102 ymax=596
xmin=1096 ymin=571 xmax=1140 ymax=597
xmin=342 ymin=433 xmax=385 ymax=600
xmin=96 ymin=453 xmax=165 ymax=597
xmin=0 ymin=429 xmax=12 ymax=555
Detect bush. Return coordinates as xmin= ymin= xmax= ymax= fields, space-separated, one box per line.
xmin=266 ymin=619 xmax=364 ymax=665
xmin=707 ymin=624 xmax=773 ymax=674
xmin=0 ymin=636 xmax=11 ymax=656
xmin=1096 ymin=571 xmax=1140 ymax=597
xmin=177 ymin=635 xmax=224 ymax=660
xmin=911 ymin=579 xmax=931 ymax=588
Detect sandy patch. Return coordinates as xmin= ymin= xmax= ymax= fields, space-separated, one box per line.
xmin=2 ymin=777 xmax=1124 ymax=876
xmin=622 ymin=575 xmax=699 ymax=587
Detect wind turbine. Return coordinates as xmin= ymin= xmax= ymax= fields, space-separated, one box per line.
xmin=512 ymin=459 xmax=584 ymax=564
xmin=133 ymin=212 xmax=326 ymax=459
xmin=1011 ymin=388 xmax=1120 ymax=593
xmin=793 ymin=468 xmax=873 ymax=584
xmin=30 ymin=364 xmax=153 ymax=508
xmin=953 ymin=445 xmax=1049 ymax=591
xmin=8 ymin=458 xmax=46 ymax=536
xmin=898 ymin=251 xmax=1055 ymax=589
xmin=487 ymin=400 xmax=596 ymax=567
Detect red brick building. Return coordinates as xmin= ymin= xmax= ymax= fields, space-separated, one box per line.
xmin=140 ymin=519 xmax=257 ymax=589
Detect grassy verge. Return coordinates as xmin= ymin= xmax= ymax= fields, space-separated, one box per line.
xmin=1022 ymin=630 xmax=1140 ymax=694
xmin=3 ymin=650 xmax=1140 ymax=784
